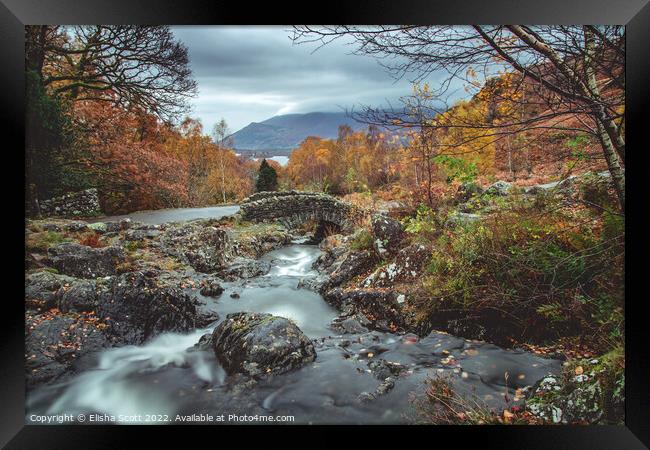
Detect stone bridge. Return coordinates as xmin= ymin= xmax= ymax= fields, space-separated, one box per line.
xmin=238 ymin=191 xmax=366 ymax=235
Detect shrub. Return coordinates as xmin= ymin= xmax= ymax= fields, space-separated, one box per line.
xmin=349 ymin=228 xmax=373 ymax=251
xmin=414 ymin=199 xmax=624 ymax=349
xmin=78 ymin=231 xmax=106 ymax=248
xmin=411 ymin=375 xmax=535 ymax=425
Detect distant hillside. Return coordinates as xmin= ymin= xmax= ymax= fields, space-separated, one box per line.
xmin=230 ymin=112 xmax=366 ymax=151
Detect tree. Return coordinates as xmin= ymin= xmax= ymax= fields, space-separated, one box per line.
xmin=292 ymin=25 xmax=625 ymax=211
xmin=212 ymin=118 xmax=233 ymax=203
xmin=256 ymin=159 xmax=278 ymax=192
xmin=26 ymin=25 xmax=197 ymax=121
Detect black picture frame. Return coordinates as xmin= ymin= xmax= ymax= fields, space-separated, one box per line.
xmin=1 ymin=0 xmax=648 ymax=447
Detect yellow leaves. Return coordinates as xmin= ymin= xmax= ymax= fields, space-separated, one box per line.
xmin=502 ymin=409 xmax=515 ymax=423
xmin=574 ymin=365 xmax=584 ymax=375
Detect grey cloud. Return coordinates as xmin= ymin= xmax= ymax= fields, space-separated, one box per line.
xmin=171 ymin=26 xmax=467 ymax=132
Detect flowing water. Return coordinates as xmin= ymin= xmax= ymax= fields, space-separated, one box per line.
xmin=26 ymin=242 xmax=561 ymax=424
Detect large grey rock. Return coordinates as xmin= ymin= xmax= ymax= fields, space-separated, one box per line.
xmin=362 ymin=244 xmax=430 ymax=288
xmin=58 ymin=279 xmax=99 ymax=313
xmin=25 ymin=271 xmax=76 ymax=310
xmin=47 ymin=243 xmax=125 ymax=278
xmin=219 ymin=257 xmax=271 ymax=281
xmin=484 ymin=180 xmax=512 ymax=196
xmin=25 ymin=312 xmax=109 ymax=389
xmin=371 ymin=214 xmax=404 ymax=258
xmin=159 ymin=222 xmax=232 ymax=273
xmin=324 ymin=288 xmax=404 ymax=332
xmin=212 ymin=312 xmax=316 ymax=378
xmin=97 ymin=270 xmax=214 ymax=345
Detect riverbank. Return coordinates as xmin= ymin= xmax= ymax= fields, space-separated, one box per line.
xmin=24 ymin=179 xmax=624 ymax=424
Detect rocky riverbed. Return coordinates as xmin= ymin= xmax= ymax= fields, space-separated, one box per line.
xmin=25 ymin=210 xmax=568 ymax=424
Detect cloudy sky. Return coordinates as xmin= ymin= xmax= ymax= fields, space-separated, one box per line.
xmin=171 ymin=26 xmax=467 ymax=133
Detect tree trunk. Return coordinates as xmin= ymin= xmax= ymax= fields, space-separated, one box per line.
xmin=584 ymin=26 xmax=625 ymax=212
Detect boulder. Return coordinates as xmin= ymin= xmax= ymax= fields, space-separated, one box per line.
xmin=371 ymin=214 xmax=404 ymax=257
xmin=47 ymin=243 xmax=125 ymax=278
xmin=324 ymin=288 xmax=404 ymax=332
xmin=212 ymin=312 xmax=316 ymax=378
xmin=362 ymin=244 xmax=430 ymax=288
xmin=58 ymin=279 xmax=99 ymax=313
xmin=219 ymin=257 xmax=271 ymax=281
xmin=97 ymin=270 xmax=212 ymax=345
xmin=160 ymin=222 xmax=232 ymax=273
xmin=200 ymin=279 xmax=224 ymax=297
xmin=484 ymin=180 xmax=512 ymax=196
xmin=25 ymin=271 xmax=76 ymax=310
xmin=25 ymin=312 xmax=109 ymax=389
xmin=321 ymin=250 xmax=377 ymax=292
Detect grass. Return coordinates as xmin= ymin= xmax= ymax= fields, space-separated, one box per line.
xmin=349 ymin=228 xmax=374 ymax=251
xmin=25 ymin=231 xmax=69 ymax=253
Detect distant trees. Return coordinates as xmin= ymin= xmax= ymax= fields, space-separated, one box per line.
xmin=24 ymin=25 xmax=261 ymax=214
xmin=292 ymin=25 xmax=625 ymax=211
xmin=256 ymin=159 xmax=278 ymax=192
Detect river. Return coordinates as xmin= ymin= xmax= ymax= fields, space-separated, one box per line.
xmin=26 ymin=237 xmax=561 ymax=424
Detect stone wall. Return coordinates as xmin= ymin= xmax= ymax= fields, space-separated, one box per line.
xmin=39 ymin=188 xmax=102 ymax=218
xmin=239 ymin=191 xmax=366 ymax=232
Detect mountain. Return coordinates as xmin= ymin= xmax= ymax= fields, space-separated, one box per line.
xmin=230 ymin=112 xmax=366 ymax=151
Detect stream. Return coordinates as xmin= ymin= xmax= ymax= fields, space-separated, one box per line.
xmin=26 ymin=241 xmax=561 ymax=424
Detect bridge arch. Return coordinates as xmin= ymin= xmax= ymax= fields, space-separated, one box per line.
xmin=238 ymin=191 xmax=365 ymax=236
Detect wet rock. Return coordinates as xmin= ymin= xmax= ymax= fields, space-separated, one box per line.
xmin=367 ymin=359 xmax=405 ymax=381
xmin=230 ymin=291 xmax=241 ymax=299
xmin=330 ymin=316 xmax=370 ymax=334
xmin=25 ymin=271 xmax=76 ymax=311
xmin=362 ymin=244 xmax=430 ymax=288
xmin=371 ymin=214 xmax=404 ymax=258
xmin=357 ymin=392 xmax=376 ymax=403
xmin=212 ymin=312 xmax=316 ymax=378
xmin=484 ymin=180 xmax=512 ymax=196
xmin=200 ymin=279 xmax=224 ymax=297
xmin=324 ymin=288 xmax=404 ymax=332
xmin=160 ymin=222 xmax=233 ymax=273
xmin=192 ymin=333 xmax=214 ymax=352
xmin=232 ymin=226 xmax=293 ymax=259
xmin=320 ymin=250 xmax=377 ymax=292
xmin=58 ymin=279 xmax=99 ymax=313
xmin=47 ymin=243 xmax=125 ymax=278
xmin=97 ymin=270 xmax=209 ymax=345
xmin=25 ymin=312 xmax=109 ymax=389
xmin=219 ymin=257 xmax=271 ymax=281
